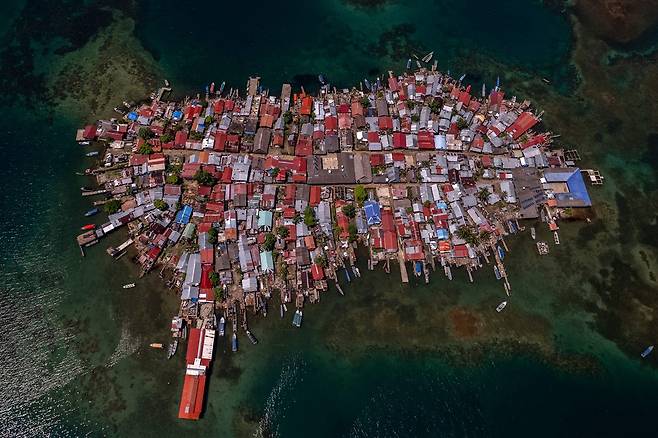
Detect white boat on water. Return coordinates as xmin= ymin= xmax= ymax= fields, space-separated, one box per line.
xmin=123 ymin=283 xmax=135 ymax=289
xmin=554 ymin=231 xmax=560 ymax=245
xmin=496 ymin=301 xmax=507 ymax=312
xmin=530 ymin=227 xmax=536 ymax=240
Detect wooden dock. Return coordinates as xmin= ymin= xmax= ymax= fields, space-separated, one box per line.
xmin=397 ymin=248 xmax=409 ymax=283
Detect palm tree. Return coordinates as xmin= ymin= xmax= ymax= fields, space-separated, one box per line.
xmin=477 ymin=187 xmax=491 ymax=203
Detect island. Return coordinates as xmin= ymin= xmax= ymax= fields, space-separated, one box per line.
xmin=75 ymin=61 xmax=598 ymax=421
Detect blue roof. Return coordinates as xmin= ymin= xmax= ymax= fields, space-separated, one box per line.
xmin=172 ymin=110 xmax=183 ymax=120
xmin=436 ymin=200 xmax=448 ymax=211
xmin=363 ymin=200 xmax=381 ymax=225
xmin=175 ymin=205 xmax=193 ymax=224
xmin=127 ymin=111 xmax=138 ymax=121
xmin=436 ymin=228 xmax=449 ymax=240
xmin=559 ymin=168 xmax=591 ymax=206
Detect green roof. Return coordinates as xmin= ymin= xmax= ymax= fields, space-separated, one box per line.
xmin=182 ymin=222 xmax=196 ymax=239
xmin=258 ymin=210 xmax=273 ymax=228
xmin=260 ymin=251 xmax=274 ymax=272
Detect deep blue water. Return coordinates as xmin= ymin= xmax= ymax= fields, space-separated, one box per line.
xmin=1 ymin=1 xmax=658 ymax=437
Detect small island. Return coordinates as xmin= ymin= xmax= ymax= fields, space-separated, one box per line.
xmin=75 ymin=61 xmax=598 ymax=420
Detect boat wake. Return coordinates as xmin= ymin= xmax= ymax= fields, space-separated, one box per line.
xmin=253 ymin=354 xmax=305 ymax=438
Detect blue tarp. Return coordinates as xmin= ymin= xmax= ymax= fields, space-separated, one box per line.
xmin=363 ymin=200 xmax=381 ymax=225
xmin=127 ymin=111 xmax=138 ymax=121
xmin=172 ymin=110 xmax=183 ymax=121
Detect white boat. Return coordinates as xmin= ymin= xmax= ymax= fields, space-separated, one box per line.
xmin=218 ymin=317 xmax=226 ymax=336
xmin=530 ymin=227 xmax=536 ymax=240
xmin=496 ymin=301 xmax=507 ymax=312
xmin=554 ymin=231 xmax=560 ymax=245
xmin=292 ymin=310 xmax=303 ymax=328
xmin=122 ymin=283 xmax=135 ymax=289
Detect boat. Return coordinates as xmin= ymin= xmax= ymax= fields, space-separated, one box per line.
xmin=537 ymin=241 xmax=550 ymax=255
xmin=246 ymin=330 xmax=258 ymax=345
xmin=292 ymin=310 xmax=303 ymax=328
xmin=363 ymin=78 xmax=371 ymax=90
xmin=542 ymin=78 xmax=551 ymax=84
xmin=149 ymin=343 xmax=164 ymax=349
xmin=497 ymin=245 xmax=505 ymax=260
xmin=218 ymin=316 xmax=226 ymax=336
xmin=481 ymin=83 xmax=486 ymax=97
xmin=495 ymin=75 xmax=500 ymax=91
xmin=210 ymin=82 xmax=215 ymax=93
xmin=84 ymin=208 xmax=99 ymax=217
xmin=85 ymin=151 xmax=99 ymax=157
xmin=79 ymin=141 xmax=90 ymax=146
xmin=219 ymin=81 xmax=225 ymax=94
xmin=344 ymin=267 xmax=351 ymax=282
xmin=406 ymin=58 xmax=412 ymax=69
xmin=641 ymin=345 xmax=654 ymax=358
xmin=167 ymin=340 xmax=178 ymax=359
xmin=459 ymin=73 xmax=466 ymax=82
xmin=496 ymin=301 xmax=508 ymax=313
xmin=122 ymin=283 xmax=135 ymax=289
xmin=554 ymin=231 xmax=560 ymax=245
xmin=353 ymin=266 xmax=361 ymax=278
xmin=530 ymin=227 xmax=536 ymax=240
xmin=280 ymin=303 xmax=284 ymax=319
xmin=493 ymin=265 xmax=501 ymax=280
xmin=231 ymin=333 xmax=238 ymax=352
xmin=80 ymin=186 xmax=93 ymax=191
xmin=81 ymin=224 xmax=95 ymax=231
xmin=318 ymin=74 xmax=326 ymax=85
xmin=422 ymin=51 xmax=434 ymax=63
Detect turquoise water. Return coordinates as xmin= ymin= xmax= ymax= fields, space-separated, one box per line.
xmin=1 ymin=0 xmax=658 ymax=436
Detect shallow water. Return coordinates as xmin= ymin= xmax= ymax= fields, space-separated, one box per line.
xmin=1 ymin=0 xmax=658 ymax=436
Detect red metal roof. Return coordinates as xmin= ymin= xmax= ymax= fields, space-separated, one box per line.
xmin=506 ymin=112 xmax=539 ymax=139
xmin=178 ymin=374 xmax=206 ymax=420
xmin=311 ymin=264 xmax=324 ymax=280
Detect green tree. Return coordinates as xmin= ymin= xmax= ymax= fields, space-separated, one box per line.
xmin=406 ymin=100 xmax=416 ymax=110
xmin=138 ymin=127 xmax=155 ymax=140
xmin=160 ymin=133 xmax=173 ymax=143
xmin=153 ymin=199 xmax=168 ymax=211
xmin=276 ymin=226 xmax=289 ymax=239
xmin=208 ymin=227 xmax=218 ymax=244
xmin=166 ymin=174 xmax=181 ymax=185
xmin=104 ymin=199 xmax=121 ymax=214
xmin=138 ymin=143 xmax=153 ymax=155
xmin=456 ymin=117 xmax=469 ymax=130
xmin=428 ymin=99 xmax=442 ymax=114
xmin=194 ymin=169 xmax=216 ymax=186
xmin=348 ymin=223 xmax=358 ymax=242
xmin=204 ymin=115 xmax=214 ymax=125
xmin=263 ymin=233 xmax=276 ymax=251
xmin=190 ymin=130 xmax=204 ymax=141
xmin=477 ymin=187 xmax=491 ymax=203
xmin=304 ymin=205 xmax=317 ymax=227
xmin=360 ymin=96 xmax=370 ymax=108
xmin=283 ymin=111 xmax=293 ymax=125
xmin=314 ymin=254 xmax=328 ymax=268
xmin=209 ymin=271 xmax=220 ymax=287
xmin=354 ymin=185 xmax=367 ymax=206
xmin=342 ymin=204 xmax=356 ymax=218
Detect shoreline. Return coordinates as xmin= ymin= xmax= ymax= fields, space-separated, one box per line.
xmin=75 ymin=64 xmax=599 ymax=421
